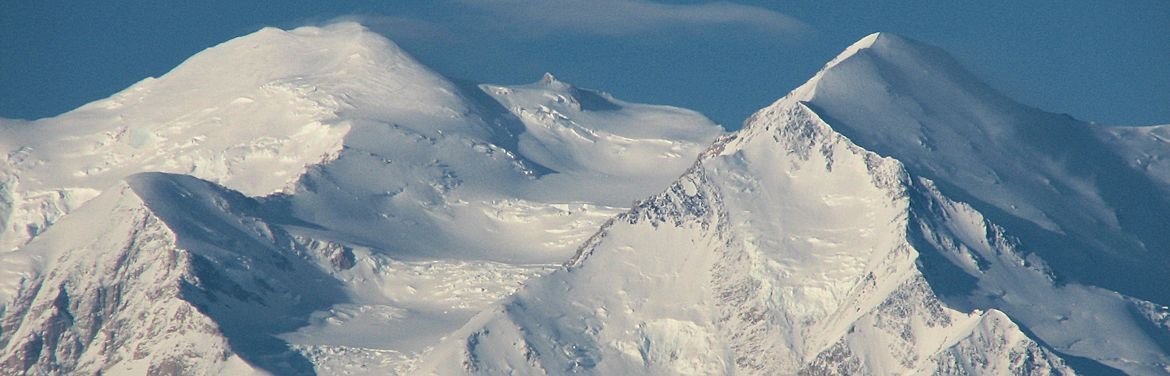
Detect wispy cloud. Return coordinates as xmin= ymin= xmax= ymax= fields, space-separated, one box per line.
xmin=333 ymin=15 xmax=460 ymax=43
xmin=332 ymin=1 xmax=809 ymax=80
xmin=458 ymin=0 xmax=807 ymax=36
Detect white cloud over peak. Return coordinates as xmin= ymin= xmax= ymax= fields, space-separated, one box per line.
xmin=460 ymin=0 xmax=807 ymax=36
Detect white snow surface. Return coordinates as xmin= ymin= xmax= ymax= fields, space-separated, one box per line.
xmin=421 ymin=33 xmax=1170 ymax=375
xmin=792 ymin=33 xmax=1170 ymax=307
xmin=419 ymin=100 xmax=1073 ymax=376
xmin=0 ymin=22 xmax=720 ymax=375
xmin=2 ymin=25 xmax=1169 ymax=376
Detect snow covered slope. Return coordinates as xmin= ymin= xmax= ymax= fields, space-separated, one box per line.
xmin=1098 ymin=123 xmax=1170 ymax=192
xmin=3 ymin=23 xmax=1169 ymax=376
xmin=791 ymin=33 xmax=1170 ymax=308
xmin=0 ymin=22 xmax=720 ymax=261
xmin=0 ymin=22 xmax=720 ymax=375
xmin=0 ymin=173 xmax=285 ymax=375
xmin=422 ymin=34 xmax=1170 ymax=375
xmin=419 ymin=95 xmax=1074 ymax=376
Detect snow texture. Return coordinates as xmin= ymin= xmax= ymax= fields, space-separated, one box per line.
xmin=2 ymin=25 xmax=1169 ymax=376
xmin=422 ymin=33 xmax=1170 ymax=375
xmin=0 ymin=22 xmax=720 ymax=375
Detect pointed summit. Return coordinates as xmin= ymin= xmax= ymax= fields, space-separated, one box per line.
xmin=787 ymin=32 xmax=994 ymax=106
xmin=826 ymin=32 xmax=930 ymax=66
xmin=824 ymin=31 xmax=883 ymax=66
xmin=535 ymin=71 xmax=573 ymax=91
xmin=777 ymin=31 xmax=1029 ymax=145
xmin=773 ymin=30 xmax=1170 ymax=313
xmin=539 ymin=72 xmax=560 ymax=85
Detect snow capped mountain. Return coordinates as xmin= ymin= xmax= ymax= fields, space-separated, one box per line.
xmin=421 ymin=33 xmax=1170 ymax=375
xmin=1 ymin=172 xmax=331 ymax=375
xmin=791 ymin=33 xmax=1170 ymax=308
xmin=0 ymin=22 xmax=720 ymax=262
xmin=2 ymin=23 xmax=1168 ymax=376
xmin=0 ymin=22 xmax=720 ymax=375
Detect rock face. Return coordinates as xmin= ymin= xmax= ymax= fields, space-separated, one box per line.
xmin=2 ymin=25 xmax=1170 ymax=376
xmin=0 ymin=174 xmax=277 ymax=375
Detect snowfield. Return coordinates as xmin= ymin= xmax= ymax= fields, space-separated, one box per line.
xmin=1 ymin=23 xmax=1168 ymax=375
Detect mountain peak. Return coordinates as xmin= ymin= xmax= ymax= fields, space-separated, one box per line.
xmin=539 ymin=72 xmax=560 ymax=85
xmin=768 ymin=30 xmax=1033 ymax=137
xmin=830 ymin=32 xmax=933 ymax=63
xmin=535 ymin=71 xmax=575 ymax=92
xmin=159 ymin=22 xmax=415 ymax=89
xmin=786 ymin=32 xmax=971 ymax=103
xmin=846 ymin=32 xmax=915 ymax=51
xmin=67 ymin=21 xmax=449 ymax=122
xmin=832 ymin=32 xmax=883 ymax=62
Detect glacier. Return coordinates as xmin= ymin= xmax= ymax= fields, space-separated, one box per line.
xmin=421 ymin=33 xmax=1170 ymax=375
xmin=1 ymin=23 xmax=1169 ymax=375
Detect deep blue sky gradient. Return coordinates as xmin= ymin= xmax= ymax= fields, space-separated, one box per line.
xmin=2 ymin=1 xmax=1167 ymax=128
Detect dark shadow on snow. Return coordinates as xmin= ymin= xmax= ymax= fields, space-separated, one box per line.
xmin=804 ymin=102 xmax=1170 ymax=307
xmin=129 ymin=172 xmax=348 ymax=376
xmin=569 ymin=87 xmax=622 ymax=112
xmin=450 ymin=78 xmax=556 ymax=177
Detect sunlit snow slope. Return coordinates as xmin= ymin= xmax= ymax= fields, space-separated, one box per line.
xmin=0 ymin=22 xmax=721 ymax=375
xmin=423 ymin=33 xmax=1170 ymax=375
xmin=2 ymin=22 xmax=1169 ymax=376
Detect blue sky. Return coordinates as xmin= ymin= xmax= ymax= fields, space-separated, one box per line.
xmin=2 ymin=0 xmax=1167 ymax=129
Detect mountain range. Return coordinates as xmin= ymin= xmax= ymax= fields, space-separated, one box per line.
xmin=1 ymin=22 xmax=1168 ymax=375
